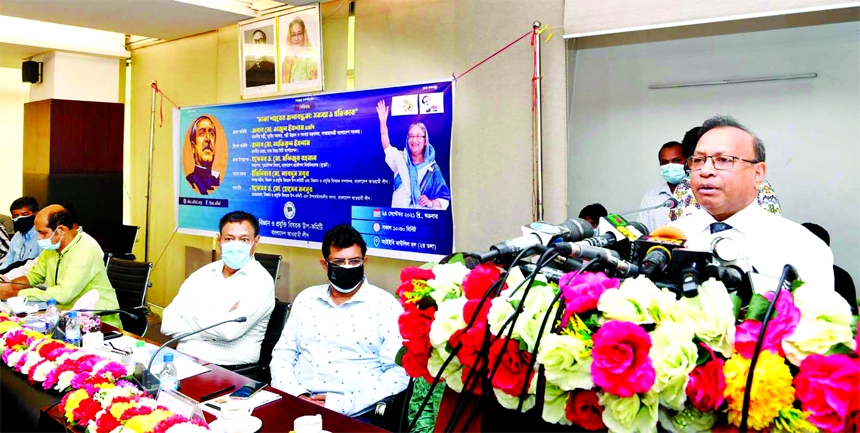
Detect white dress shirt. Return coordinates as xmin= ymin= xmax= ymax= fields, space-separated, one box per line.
xmin=161 ymin=259 xmax=274 ymax=365
xmin=670 ymin=202 xmax=834 ymax=291
xmin=637 ymin=183 xmax=673 ymax=232
xmin=270 ymin=280 xmax=409 ymax=416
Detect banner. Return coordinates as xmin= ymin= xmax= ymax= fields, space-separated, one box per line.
xmin=174 ymin=81 xmax=455 ymax=261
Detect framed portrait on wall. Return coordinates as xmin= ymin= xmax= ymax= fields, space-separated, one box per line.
xmin=240 ymin=18 xmax=278 ymax=98
xmin=277 ymin=4 xmax=324 ymax=95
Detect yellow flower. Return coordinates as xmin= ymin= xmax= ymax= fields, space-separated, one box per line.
xmin=0 ymin=321 xmax=22 ymax=335
xmin=63 ymin=389 xmax=90 ymax=422
xmin=124 ymin=409 xmax=173 ymax=432
xmin=110 ymin=402 xmax=137 ymax=419
xmin=723 ymin=351 xmax=795 ymax=430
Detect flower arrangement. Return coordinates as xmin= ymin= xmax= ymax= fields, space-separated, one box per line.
xmin=396 ymin=259 xmax=860 ymax=432
xmin=0 ymin=313 xmax=209 ymax=432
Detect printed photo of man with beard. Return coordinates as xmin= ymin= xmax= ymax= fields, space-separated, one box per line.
xmin=186 ymin=115 xmax=221 ymax=195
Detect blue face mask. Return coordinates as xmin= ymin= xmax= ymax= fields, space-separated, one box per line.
xmin=221 ymin=241 xmax=253 ymax=270
xmin=661 ymin=163 xmax=686 ymax=184
xmin=37 ymin=228 xmax=61 ymax=251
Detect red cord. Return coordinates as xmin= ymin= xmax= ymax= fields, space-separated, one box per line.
xmin=453 ymin=30 xmax=532 ymax=81
xmin=150 ymin=83 xmax=181 ymax=128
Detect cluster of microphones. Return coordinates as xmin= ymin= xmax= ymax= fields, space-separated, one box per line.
xmin=468 ymin=198 xmax=753 ymax=301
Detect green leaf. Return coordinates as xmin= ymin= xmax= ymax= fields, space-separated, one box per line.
xmin=395 ymin=345 xmax=408 ymax=367
xmin=442 ymin=291 xmax=460 ymax=301
xmin=825 ymin=343 xmax=854 ymax=356
xmin=447 ymin=253 xmax=466 ymax=265
xmin=519 ymin=339 xmax=529 ymax=351
xmin=790 ymin=279 xmax=804 ymax=293
xmin=582 ymin=312 xmax=602 ymax=331
xmin=728 ymin=293 xmax=742 ymax=320
xmin=746 ymin=294 xmax=771 ymax=322
xmin=851 ymin=315 xmax=859 ymax=339
xmin=695 ymin=344 xmax=712 ymax=366
xmin=419 ymin=261 xmax=436 ymax=270
xmin=509 ymin=299 xmax=521 ymax=312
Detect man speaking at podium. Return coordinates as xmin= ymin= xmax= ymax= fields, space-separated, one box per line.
xmin=670 ymin=116 xmax=833 ymax=289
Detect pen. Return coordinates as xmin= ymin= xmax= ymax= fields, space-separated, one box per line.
xmin=200 ymin=385 xmax=236 ymax=401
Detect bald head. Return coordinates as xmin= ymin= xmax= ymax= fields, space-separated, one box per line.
xmin=35 ymin=204 xmax=78 ymax=251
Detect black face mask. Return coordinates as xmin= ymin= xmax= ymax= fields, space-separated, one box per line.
xmin=327 ymin=263 xmax=364 ymax=293
xmin=13 ymin=215 xmax=35 ymax=234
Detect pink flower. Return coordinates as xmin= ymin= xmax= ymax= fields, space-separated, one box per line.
xmin=685 ymin=343 xmax=726 ymax=412
xmin=590 ymin=320 xmax=655 ymax=397
xmin=559 ymin=271 xmax=619 ymax=326
xmin=96 ymin=362 xmax=129 ymax=381
xmin=735 ymin=289 xmax=799 ymax=358
xmin=794 ymin=353 xmax=860 ymax=431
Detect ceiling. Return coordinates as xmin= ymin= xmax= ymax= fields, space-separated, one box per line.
xmin=0 ymin=0 xmax=259 ymax=40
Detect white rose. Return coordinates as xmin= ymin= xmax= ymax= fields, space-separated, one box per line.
xmin=676 ymin=278 xmax=736 ymax=356
xmin=782 ymin=282 xmax=856 ymax=365
xmin=426 ymin=262 xmax=469 ymax=305
xmin=598 ymin=276 xmax=661 ymax=324
xmin=429 ymin=298 xmax=467 ymax=348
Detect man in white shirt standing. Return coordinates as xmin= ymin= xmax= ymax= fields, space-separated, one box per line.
xmin=637 ymin=141 xmax=686 ymax=232
xmin=670 ymin=116 xmax=833 ymax=289
xmin=270 ymin=224 xmax=408 ymax=417
xmin=161 ymin=211 xmax=274 ymax=368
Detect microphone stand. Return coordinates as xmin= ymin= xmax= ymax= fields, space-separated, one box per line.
xmin=136 ymin=316 xmax=247 ymax=394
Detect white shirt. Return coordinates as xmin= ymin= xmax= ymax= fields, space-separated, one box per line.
xmin=270 ymin=280 xmax=409 ymax=416
xmin=161 ymin=259 xmax=274 ymax=365
xmin=637 ymin=183 xmax=673 ymax=232
xmin=670 ymin=202 xmax=834 ymax=290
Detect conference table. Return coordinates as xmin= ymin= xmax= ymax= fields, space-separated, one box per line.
xmin=1 ymin=322 xmax=386 ymax=433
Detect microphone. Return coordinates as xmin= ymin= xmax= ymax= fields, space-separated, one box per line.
xmin=552 ymin=243 xmax=639 ymax=278
xmin=1 ymin=280 xmax=48 ymax=290
xmin=137 ymin=316 xmax=247 ymax=393
xmin=635 ymin=226 xmax=687 ymax=278
xmin=618 ymin=198 xmax=679 ymax=217
xmin=469 ymin=218 xmax=595 ymax=264
xmin=68 ymin=306 xmax=148 ymax=321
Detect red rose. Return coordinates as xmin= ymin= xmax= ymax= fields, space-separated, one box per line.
xmin=399 ymin=304 xmax=435 ymax=347
xmin=459 ymin=366 xmax=485 ymax=396
xmin=400 ymin=266 xmax=435 ymax=283
xmin=487 ymin=337 xmax=534 ymax=397
xmin=565 ymin=389 xmax=605 ymax=431
xmin=794 ymin=353 xmax=860 ymax=431
xmin=591 ymin=320 xmax=655 ymax=397
xmin=462 ymin=263 xmax=505 ymax=300
xmin=450 ymin=326 xmax=490 ymax=368
xmin=686 ymin=344 xmax=726 ymax=412
xmin=401 ymin=346 xmax=433 ymax=383
xmin=73 ymin=398 xmax=102 ymax=426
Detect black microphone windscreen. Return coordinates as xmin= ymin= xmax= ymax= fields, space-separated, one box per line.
xmin=664 ymin=198 xmax=679 ymax=209
xmin=559 ymin=218 xmax=594 ymax=242
xmin=235 ymin=316 xmax=248 ymax=323
xmin=629 ymin=221 xmax=649 ymax=237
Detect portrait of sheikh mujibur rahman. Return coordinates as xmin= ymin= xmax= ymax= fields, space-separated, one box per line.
xmin=186 ymin=115 xmax=221 ymax=195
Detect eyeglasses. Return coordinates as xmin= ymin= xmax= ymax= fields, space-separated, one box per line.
xmin=407 ymin=135 xmax=426 ymax=140
xmin=329 ymin=258 xmax=364 ymax=267
xmin=688 ymin=155 xmax=760 ymax=170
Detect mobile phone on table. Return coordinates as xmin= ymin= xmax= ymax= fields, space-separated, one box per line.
xmin=229 ymin=381 xmax=266 ymax=400
xmin=103 ymin=330 xmax=123 ymax=341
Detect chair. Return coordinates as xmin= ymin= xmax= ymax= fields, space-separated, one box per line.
xmin=372 ymin=379 xmax=414 ymax=431
xmin=254 ymin=253 xmax=282 ymax=282
xmin=234 ymin=299 xmax=291 ymax=384
xmin=106 ymin=225 xmax=139 ymax=261
xmin=105 ymin=257 xmax=153 ymax=337
xmin=104 ymin=252 xmax=112 ymax=270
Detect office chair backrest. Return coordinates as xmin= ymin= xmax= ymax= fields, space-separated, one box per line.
xmin=259 ymin=300 xmax=291 ymax=368
xmin=106 ymin=258 xmax=153 ymax=336
xmin=254 ymin=253 xmax=282 ymax=283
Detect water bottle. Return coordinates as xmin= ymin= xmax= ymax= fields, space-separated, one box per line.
xmin=65 ymin=311 xmax=81 ymax=346
xmin=45 ymin=299 xmax=59 ymax=335
xmin=158 ymin=353 xmax=179 ymax=392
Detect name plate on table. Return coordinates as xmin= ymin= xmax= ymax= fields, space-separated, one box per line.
xmin=157 ymin=389 xmax=208 ymax=423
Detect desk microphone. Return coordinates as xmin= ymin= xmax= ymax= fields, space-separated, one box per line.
xmin=138 ymin=316 xmax=247 ymax=393
xmin=1 ymin=280 xmax=47 ymax=290
xmin=618 ymin=198 xmax=679 ymax=217
xmin=69 ymin=306 xmax=149 ymax=321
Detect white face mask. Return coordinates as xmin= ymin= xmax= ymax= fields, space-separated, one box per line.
xmin=37 ymin=228 xmax=61 ymax=251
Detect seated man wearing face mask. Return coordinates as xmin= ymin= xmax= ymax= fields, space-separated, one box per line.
xmin=0 ymin=204 xmax=122 ymax=327
xmin=270 ymin=224 xmax=408 ymax=417
xmin=161 ymin=211 xmax=274 ymax=368
xmin=0 ymin=197 xmax=43 ymax=279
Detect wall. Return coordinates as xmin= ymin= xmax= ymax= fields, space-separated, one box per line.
xmin=129 ymin=0 xmax=568 ymax=308
xmin=567 ymin=20 xmax=860 ymax=286
xmin=0 ymin=67 xmax=30 ymax=210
